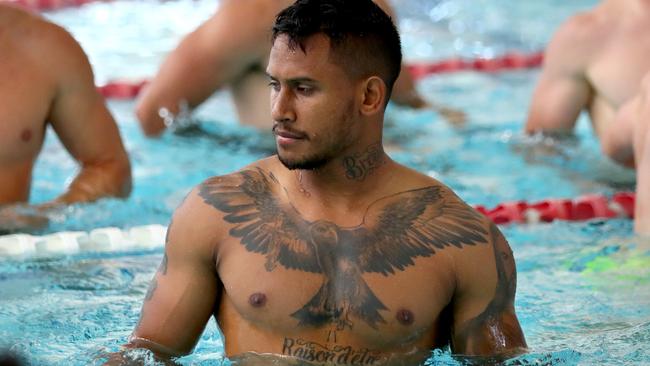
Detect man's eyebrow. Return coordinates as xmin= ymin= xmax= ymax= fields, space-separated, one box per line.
xmin=265 ymin=73 xmax=317 ymax=84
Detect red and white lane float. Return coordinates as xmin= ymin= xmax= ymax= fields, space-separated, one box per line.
xmin=0 ymin=193 xmax=637 ymax=258
xmin=475 ymin=192 xmax=636 ymax=225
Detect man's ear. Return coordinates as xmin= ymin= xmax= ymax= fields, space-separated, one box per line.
xmin=359 ymin=76 xmax=387 ymax=116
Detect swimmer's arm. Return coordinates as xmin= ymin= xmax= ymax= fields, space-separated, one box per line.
xmin=136 ymin=0 xmax=272 ymax=136
xmin=44 ymin=24 xmax=131 ymax=206
xmin=635 ymin=124 xmax=650 ymax=235
xmin=450 ymin=222 xmax=527 ymax=357
xmin=124 ymin=189 xmax=221 ymax=359
xmin=525 ymin=16 xmax=593 ymax=134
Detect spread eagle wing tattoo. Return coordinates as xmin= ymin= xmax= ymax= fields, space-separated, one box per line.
xmin=199 ymin=168 xmax=321 ymax=273
xmin=340 ymin=186 xmax=488 ymax=276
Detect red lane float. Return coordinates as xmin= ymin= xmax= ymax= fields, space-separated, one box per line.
xmin=96 ymin=52 xmax=546 ymax=100
xmin=407 ymin=51 xmax=544 ymax=80
xmin=476 ymin=192 xmax=636 ymax=225
xmin=97 ymin=80 xmax=148 ymax=100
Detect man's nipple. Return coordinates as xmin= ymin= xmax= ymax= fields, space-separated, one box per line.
xmin=249 ymin=292 xmax=267 ymax=308
xmin=20 ymin=129 xmax=32 ymax=142
xmin=396 ymin=308 xmax=414 ymax=326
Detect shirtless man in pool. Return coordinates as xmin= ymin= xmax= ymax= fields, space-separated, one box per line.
xmin=135 ymin=0 xmax=464 ymax=137
xmin=525 ymin=0 xmax=650 ymax=234
xmin=0 ymin=4 xmax=131 ymax=231
xmin=114 ymin=1 xmax=527 ymax=364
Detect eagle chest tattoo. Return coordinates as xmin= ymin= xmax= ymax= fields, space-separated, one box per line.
xmin=199 ymin=169 xmax=487 ymax=331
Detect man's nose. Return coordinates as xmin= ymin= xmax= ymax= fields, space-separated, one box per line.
xmin=271 ymin=88 xmax=296 ymax=123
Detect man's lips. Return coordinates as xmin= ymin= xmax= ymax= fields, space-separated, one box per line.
xmin=273 ymin=126 xmax=307 ymax=140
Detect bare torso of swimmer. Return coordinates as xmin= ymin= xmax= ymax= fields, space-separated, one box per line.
xmin=201 ymin=159 xmax=504 ymax=363
xmin=583 ymin=1 xmax=650 ymax=137
xmin=0 ymin=9 xmax=51 ymax=204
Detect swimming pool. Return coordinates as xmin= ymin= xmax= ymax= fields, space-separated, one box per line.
xmin=1 ymin=0 xmax=649 ymax=365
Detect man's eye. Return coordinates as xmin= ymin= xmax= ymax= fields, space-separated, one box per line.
xmin=296 ymin=85 xmax=313 ymax=94
xmin=268 ymin=81 xmax=280 ymax=91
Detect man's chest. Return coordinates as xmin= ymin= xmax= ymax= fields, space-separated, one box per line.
xmin=0 ymin=58 xmax=51 ymax=163
xmin=217 ymin=244 xmax=455 ymax=348
xmin=588 ymin=33 xmax=650 ymax=107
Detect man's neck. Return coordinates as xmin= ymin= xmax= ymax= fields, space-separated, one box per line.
xmin=287 ymin=142 xmax=395 ymax=213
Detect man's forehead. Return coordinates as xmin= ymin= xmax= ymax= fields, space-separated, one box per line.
xmin=270 ymin=33 xmax=333 ymax=58
xmin=267 ymin=33 xmax=338 ymax=78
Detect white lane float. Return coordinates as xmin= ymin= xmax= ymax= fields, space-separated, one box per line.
xmin=0 ymin=224 xmax=167 ymax=258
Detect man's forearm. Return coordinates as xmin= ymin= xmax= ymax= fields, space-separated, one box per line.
xmin=51 ymin=157 xmax=132 ymax=206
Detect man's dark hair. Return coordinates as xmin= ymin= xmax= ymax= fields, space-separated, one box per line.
xmin=272 ymin=0 xmax=403 ymax=99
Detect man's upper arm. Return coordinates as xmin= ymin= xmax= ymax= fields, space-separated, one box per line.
xmin=135 ymin=0 xmax=273 ymax=136
xmin=45 ymin=24 xmax=131 ymax=200
xmin=525 ymin=16 xmax=594 ymax=134
xmin=450 ymin=222 xmax=526 ymax=356
xmin=130 ymin=189 xmax=221 ymax=356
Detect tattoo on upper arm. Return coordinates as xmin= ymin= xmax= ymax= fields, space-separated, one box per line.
xmin=145 ymin=252 xmax=169 ymax=302
xmin=454 ymin=223 xmax=525 ymax=353
xmin=199 ymin=169 xmax=488 ymax=334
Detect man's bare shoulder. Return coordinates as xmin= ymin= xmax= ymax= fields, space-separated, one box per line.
xmin=1 ymin=7 xmax=89 ymax=72
xmin=545 ymin=8 xmax=611 ymax=67
xmin=372 ymin=163 xmax=490 ymax=243
xmin=191 ymin=158 xmax=278 ymax=218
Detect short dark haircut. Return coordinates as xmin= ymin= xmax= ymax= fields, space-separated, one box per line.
xmin=272 ymin=0 xmax=402 ymax=99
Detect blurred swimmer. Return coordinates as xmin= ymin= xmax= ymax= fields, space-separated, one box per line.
xmin=135 ymin=0 xmax=464 ymax=137
xmin=0 ymin=4 xmax=132 ymax=231
xmin=525 ymin=0 xmax=650 ymax=234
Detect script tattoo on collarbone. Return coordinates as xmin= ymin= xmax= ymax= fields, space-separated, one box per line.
xmin=199 ymin=168 xmax=487 ymax=331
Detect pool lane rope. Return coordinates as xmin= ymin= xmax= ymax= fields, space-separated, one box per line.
xmin=477 ymin=192 xmax=636 ymax=225
xmin=0 ymin=193 xmax=636 ymax=258
xmin=97 ymin=52 xmax=545 ymax=99
xmin=0 ymin=224 xmax=166 ymax=258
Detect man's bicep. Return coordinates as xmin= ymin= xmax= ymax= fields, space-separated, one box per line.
xmin=132 ymin=253 xmax=218 ymax=356
xmin=132 ymin=193 xmax=220 ymax=356
xmin=525 ymin=70 xmax=590 ymax=134
xmin=525 ymin=22 xmax=592 ymax=134
xmin=451 ymin=223 xmax=526 ymax=356
xmin=45 ymin=29 xmax=128 ymax=168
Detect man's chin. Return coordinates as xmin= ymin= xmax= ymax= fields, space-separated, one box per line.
xmin=277 ymin=154 xmax=329 ymax=171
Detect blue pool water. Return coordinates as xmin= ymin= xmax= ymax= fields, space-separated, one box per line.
xmin=1 ymin=0 xmax=649 ymax=365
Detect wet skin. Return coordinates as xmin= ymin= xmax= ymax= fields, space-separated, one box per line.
xmin=133 ymin=151 xmax=526 ymax=364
